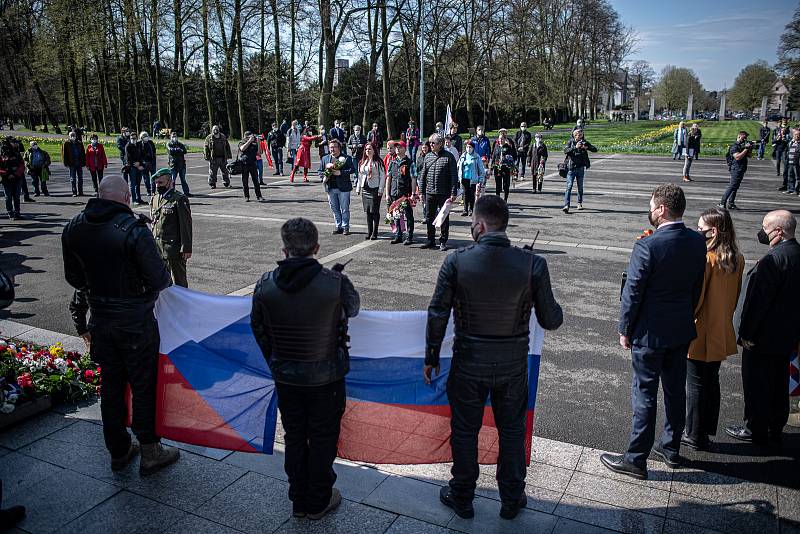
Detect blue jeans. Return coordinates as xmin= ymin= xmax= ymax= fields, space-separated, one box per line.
xmin=757 ymin=141 xmax=766 ymax=159
xmin=129 ymin=166 xmax=143 ymax=202
xmin=624 ymin=344 xmax=688 ymax=467
xmin=563 ymin=166 xmax=585 ymax=207
xmin=409 ymin=145 xmax=418 ymax=176
xmin=272 ymin=148 xmax=284 ymax=175
xmin=327 ymin=189 xmax=351 ymax=230
xmin=3 ymin=179 xmax=21 ymax=216
xmin=720 ymin=169 xmax=745 ymax=206
xmin=171 ymin=166 xmax=190 ymax=195
xmin=256 ymin=159 xmax=264 ymax=183
xmin=144 ymin=163 xmax=155 ymax=194
xmin=788 ymin=164 xmax=799 ymax=193
xmin=69 ymin=165 xmax=84 ymax=195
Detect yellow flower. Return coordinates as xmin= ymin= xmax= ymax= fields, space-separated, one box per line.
xmin=49 ymin=342 xmax=65 ymax=358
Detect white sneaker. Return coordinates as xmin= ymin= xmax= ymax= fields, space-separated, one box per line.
xmin=577 ymin=203 xmax=584 ymax=210
xmin=561 ymin=205 xmax=569 ymax=214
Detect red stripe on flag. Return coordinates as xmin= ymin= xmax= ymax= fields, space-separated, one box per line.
xmin=336 ymin=399 xmax=534 ymax=464
xmin=155 ymin=354 xmax=260 ymax=452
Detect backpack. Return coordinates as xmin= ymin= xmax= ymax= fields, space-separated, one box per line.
xmin=725 ymin=150 xmax=734 ymax=169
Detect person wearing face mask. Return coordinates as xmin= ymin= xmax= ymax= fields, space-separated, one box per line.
xmin=238 ymin=130 xmax=265 ymax=202
xmin=125 ymin=132 xmax=147 ymax=205
xmin=527 ymin=133 xmax=548 ymax=193
xmin=250 ymin=217 xmax=360 ymax=521
xmin=167 ymin=133 xmax=190 ymax=196
xmin=62 ymin=175 xmax=178 ymax=476
xmin=347 ymin=125 xmax=367 ymax=164
xmin=725 ymin=210 xmax=800 ymax=446
xmin=203 ymin=125 xmax=232 ymax=188
xmin=86 ymin=135 xmax=108 ymax=195
xmin=406 ymin=120 xmax=420 ymax=173
xmin=61 ymin=130 xmax=86 ymax=197
xmin=117 ymin=127 xmax=131 ymax=183
xmin=719 ymin=131 xmax=753 ymax=210
xmin=267 ymin=123 xmax=287 ymax=176
xmin=23 ymin=140 xmax=51 ymax=196
xmin=424 ymin=195 xmax=563 ymax=521
xmin=561 ymin=128 xmax=597 ymax=213
xmin=602 ymin=184 xmax=706 ymax=481
xmin=470 ymin=125 xmax=491 ymax=161
xmin=149 ymin=168 xmax=193 ymax=287
xmin=683 ymin=207 xmax=744 ymax=451
xmin=139 ymin=132 xmax=157 ymax=195
xmin=457 ymin=140 xmax=486 ymax=217
xmin=514 ymin=123 xmax=532 ymax=179
xmin=491 ymin=129 xmax=517 ymax=202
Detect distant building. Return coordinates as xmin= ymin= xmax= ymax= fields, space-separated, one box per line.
xmin=769 ymin=79 xmax=790 ymax=115
xmin=334 ymin=58 xmax=349 ymax=87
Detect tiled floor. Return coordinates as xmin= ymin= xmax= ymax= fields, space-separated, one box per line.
xmin=1 ymin=405 xmax=797 ymax=534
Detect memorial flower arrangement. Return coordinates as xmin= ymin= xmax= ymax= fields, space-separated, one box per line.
xmin=323 ymin=156 xmax=348 ymax=183
xmin=0 ymin=338 xmax=101 ymax=412
xmin=384 ymin=194 xmax=418 ymax=230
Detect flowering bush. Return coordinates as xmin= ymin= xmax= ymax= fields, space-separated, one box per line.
xmin=0 ymin=338 xmax=100 ymax=411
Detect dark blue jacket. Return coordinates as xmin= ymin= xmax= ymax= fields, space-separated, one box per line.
xmin=318 ymin=153 xmax=355 ymax=192
xmin=619 ymin=222 xmax=706 ymax=348
xmin=471 ymin=136 xmax=491 ymax=160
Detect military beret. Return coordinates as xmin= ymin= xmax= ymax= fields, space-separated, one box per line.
xmin=151 ymin=167 xmax=171 ymax=180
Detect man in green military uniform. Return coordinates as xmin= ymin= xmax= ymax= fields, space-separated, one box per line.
xmin=149 ymin=168 xmax=192 ymax=287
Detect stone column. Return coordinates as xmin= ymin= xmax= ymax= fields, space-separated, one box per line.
xmin=686 ymin=93 xmax=694 ymax=120
xmin=633 ymin=97 xmax=640 ymax=121
xmin=649 ymin=97 xmax=656 ymax=120
xmin=760 ymin=96 xmax=768 ymax=121
xmin=719 ymin=92 xmax=727 ymax=120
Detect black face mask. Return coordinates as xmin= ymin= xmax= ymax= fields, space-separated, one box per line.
xmin=698 ymin=229 xmax=712 ymax=241
xmin=470 ymin=222 xmax=481 ymax=242
xmin=757 ymin=228 xmax=772 ymax=245
xmin=156 ymin=185 xmax=169 ymax=195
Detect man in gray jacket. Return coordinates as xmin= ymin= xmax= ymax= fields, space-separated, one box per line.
xmin=420 ymin=134 xmax=459 ymax=251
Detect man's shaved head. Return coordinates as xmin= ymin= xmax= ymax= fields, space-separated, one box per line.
xmin=764 ymin=210 xmax=796 ymax=239
xmin=99 ymin=176 xmax=130 ymax=205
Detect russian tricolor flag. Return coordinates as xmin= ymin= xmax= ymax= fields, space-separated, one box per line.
xmin=153 ymin=286 xmax=544 ymax=464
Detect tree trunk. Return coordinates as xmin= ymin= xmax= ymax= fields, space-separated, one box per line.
xmin=70 ymin=61 xmax=84 ymax=126
xmin=151 ymin=0 xmax=164 ymax=126
xmin=81 ymin=63 xmax=96 ymax=130
xmin=380 ymin=0 xmax=395 ymax=139
xmin=317 ymin=0 xmax=335 ymax=128
xmin=236 ymin=3 xmax=246 ymax=138
xmin=269 ymin=0 xmax=281 ymax=123
xmin=22 ymin=59 xmax=60 ymax=133
xmin=61 ymin=64 xmax=74 ymax=126
xmin=289 ymin=0 xmax=296 ymax=117
xmin=202 ymin=0 xmax=214 ymax=129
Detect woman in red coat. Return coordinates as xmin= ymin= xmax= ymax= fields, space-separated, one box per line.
xmin=289 ymin=127 xmax=322 ymax=183
xmin=85 ymin=134 xmax=108 ymax=194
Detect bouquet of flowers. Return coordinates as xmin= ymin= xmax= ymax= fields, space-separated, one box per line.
xmin=323 ymin=156 xmax=348 ymax=183
xmin=0 ymin=338 xmax=101 ymax=410
xmin=384 ymin=195 xmax=418 ymax=232
xmin=637 ymin=229 xmax=653 ymax=240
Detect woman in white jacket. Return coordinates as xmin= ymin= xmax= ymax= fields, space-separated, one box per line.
xmin=356 ymin=143 xmax=386 ymax=240
xmin=287 ymin=120 xmax=302 ymax=163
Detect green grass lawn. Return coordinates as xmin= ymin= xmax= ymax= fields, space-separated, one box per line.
xmin=0 ymin=136 xmax=201 ymax=163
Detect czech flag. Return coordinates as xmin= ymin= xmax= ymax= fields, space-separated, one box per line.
xmin=154 ymin=286 xmax=544 ymax=464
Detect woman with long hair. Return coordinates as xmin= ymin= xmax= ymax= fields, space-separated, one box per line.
xmin=356 ymin=143 xmax=386 ymax=240
xmin=289 ymin=127 xmax=322 ymax=183
xmin=684 ymin=206 xmax=744 ymax=450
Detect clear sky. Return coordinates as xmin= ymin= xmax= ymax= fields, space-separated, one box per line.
xmin=612 ymin=0 xmax=796 ymax=90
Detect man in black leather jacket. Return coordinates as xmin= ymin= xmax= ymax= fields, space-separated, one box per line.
xmin=250 ymin=218 xmax=360 ymax=521
xmin=424 ymin=195 xmax=563 ymax=521
xmin=61 ymin=175 xmax=179 ymax=476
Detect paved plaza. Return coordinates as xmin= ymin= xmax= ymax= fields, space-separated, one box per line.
xmin=1 ymin=148 xmax=799 ymax=533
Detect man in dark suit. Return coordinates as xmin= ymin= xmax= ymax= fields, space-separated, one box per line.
xmin=726 ymin=210 xmax=800 ymax=445
xmin=601 ymin=184 xmax=707 ymax=480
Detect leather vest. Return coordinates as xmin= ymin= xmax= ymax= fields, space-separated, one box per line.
xmin=259 ymin=269 xmax=346 ymax=362
xmin=454 ymin=244 xmax=533 ymax=336
xmin=65 ymin=212 xmax=149 ymax=300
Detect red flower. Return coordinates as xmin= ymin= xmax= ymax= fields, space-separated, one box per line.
xmin=84 ymin=369 xmax=95 ymax=380
xmin=17 ymin=373 xmax=33 ymax=389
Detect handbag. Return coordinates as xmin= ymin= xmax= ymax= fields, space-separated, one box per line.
xmin=226 ymin=148 xmax=245 ymax=175
xmin=557 ymin=156 xmax=569 ymax=178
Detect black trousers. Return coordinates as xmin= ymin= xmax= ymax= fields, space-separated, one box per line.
xmin=742 ymin=348 xmax=790 ymax=440
xmin=447 ymin=361 xmax=528 ymax=506
xmin=720 ymin=169 xmax=745 ymax=206
xmin=461 ymin=179 xmax=476 ymax=213
xmin=276 ymin=379 xmax=346 ymax=515
xmin=90 ymin=169 xmax=104 ymax=192
xmin=685 ymin=359 xmax=721 ymax=443
xmin=495 ymin=167 xmax=511 ymax=200
xmin=425 ymin=193 xmax=450 ymax=244
xmin=271 ymin=148 xmax=284 ymax=174
xmin=242 ymin=165 xmax=262 ymax=199
xmin=89 ymin=315 xmax=160 ymax=458
xmin=517 ymin=152 xmax=528 ymax=177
